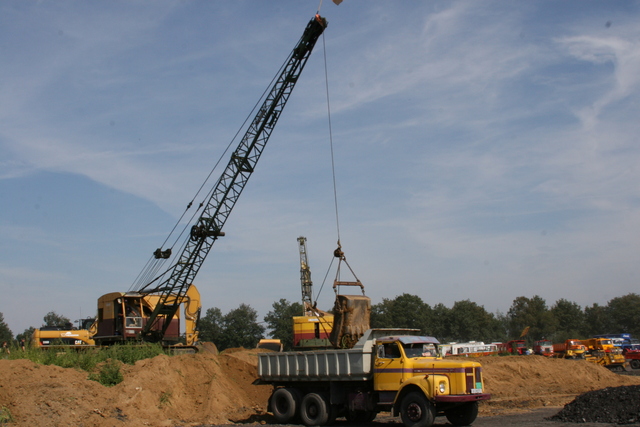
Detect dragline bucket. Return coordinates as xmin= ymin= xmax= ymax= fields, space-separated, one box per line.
xmin=329 ymin=245 xmax=371 ymax=349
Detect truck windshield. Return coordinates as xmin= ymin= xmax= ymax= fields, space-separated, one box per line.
xmin=403 ymin=343 xmax=437 ymax=358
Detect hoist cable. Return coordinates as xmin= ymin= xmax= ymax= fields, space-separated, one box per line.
xmin=321 ymin=32 xmax=341 ymax=244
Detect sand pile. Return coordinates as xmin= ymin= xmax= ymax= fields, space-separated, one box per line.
xmin=467 ymin=355 xmax=640 ymax=415
xmin=0 ymin=349 xmax=272 ymax=427
xmin=2 ymin=351 xmax=640 ymax=426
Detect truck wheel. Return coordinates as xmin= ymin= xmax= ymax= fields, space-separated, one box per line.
xmin=300 ymin=392 xmax=331 ymax=426
xmin=445 ymin=401 xmax=478 ymax=426
xmin=270 ymin=388 xmax=301 ymax=424
xmin=631 ymin=360 xmax=640 ymax=370
xmin=400 ymin=392 xmax=435 ymax=427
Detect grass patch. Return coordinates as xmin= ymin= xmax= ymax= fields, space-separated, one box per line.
xmin=0 ymin=406 xmax=14 ymax=424
xmin=7 ymin=343 xmax=167 ymax=385
xmin=159 ymin=391 xmax=172 ymax=408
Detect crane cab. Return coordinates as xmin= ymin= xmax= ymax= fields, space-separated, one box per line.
xmin=93 ymin=292 xmax=180 ymax=345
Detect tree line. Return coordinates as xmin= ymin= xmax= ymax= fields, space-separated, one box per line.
xmin=2 ymin=293 xmax=639 ymax=351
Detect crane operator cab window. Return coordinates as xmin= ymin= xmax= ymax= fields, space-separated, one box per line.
xmin=124 ymin=299 xmax=142 ymax=328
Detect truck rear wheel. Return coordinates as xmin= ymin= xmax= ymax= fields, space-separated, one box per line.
xmin=300 ymin=392 xmax=331 ymax=426
xmin=400 ymin=391 xmax=435 ymax=427
xmin=445 ymin=401 xmax=478 ymax=426
xmin=630 ymin=359 xmax=640 ymax=370
xmin=270 ymin=388 xmax=301 ymax=424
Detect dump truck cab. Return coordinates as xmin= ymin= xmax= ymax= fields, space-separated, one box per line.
xmin=374 ymin=335 xmax=490 ymax=426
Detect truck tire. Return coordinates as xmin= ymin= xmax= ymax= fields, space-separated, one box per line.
xmin=445 ymin=401 xmax=478 ymax=426
xmin=270 ymin=388 xmax=301 ymax=424
xmin=300 ymin=392 xmax=331 ymax=426
xmin=400 ymin=391 xmax=435 ymax=427
xmin=631 ymin=359 xmax=640 ymax=370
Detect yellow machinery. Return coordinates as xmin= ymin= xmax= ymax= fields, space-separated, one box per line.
xmin=582 ymin=338 xmax=627 ymax=371
xmin=89 ymin=15 xmax=327 ymax=349
xmin=293 ymin=237 xmax=334 ymax=349
xmin=93 ymin=285 xmax=200 ymax=347
xmin=31 ymin=317 xmax=96 ymax=349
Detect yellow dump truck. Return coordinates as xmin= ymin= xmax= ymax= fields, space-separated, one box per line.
xmin=256 ymin=329 xmax=490 ymax=427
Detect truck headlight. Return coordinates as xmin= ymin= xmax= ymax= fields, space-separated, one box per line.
xmin=439 ymin=381 xmax=446 ymax=393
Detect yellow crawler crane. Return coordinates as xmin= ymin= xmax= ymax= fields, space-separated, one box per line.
xmin=94 ymin=285 xmax=201 ymax=348
xmin=292 ymin=236 xmax=334 ymax=350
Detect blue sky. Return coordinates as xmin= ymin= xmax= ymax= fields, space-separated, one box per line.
xmin=2 ymin=1 xmax=640 ymax=337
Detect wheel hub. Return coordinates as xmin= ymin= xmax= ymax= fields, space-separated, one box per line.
xmin=406 ymin=402 xmax=423 ymax=421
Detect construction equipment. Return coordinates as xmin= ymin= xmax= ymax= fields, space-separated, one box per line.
xmin=533 ymin=339 xmax=554 ymax=356
xmin=581 ymin=338 xmax=627 ymax=371
xmin=552 ymin=339 xmax=586 ymax=359
xmin=292 ymin=237 xmax=334 ymax=349
xmin=31 ymin=317 xmax=96 ymax=349
xmin=92 ymin=14 xmax=328 ymax=347
xmin=256 ymin=329 xmax=490 ymax=427
xmin=93 ymin=284 xmax=201 ymax=347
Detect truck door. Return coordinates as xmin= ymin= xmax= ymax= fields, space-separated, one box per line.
xmin=374 ymin=342 xmax=404 ymax=391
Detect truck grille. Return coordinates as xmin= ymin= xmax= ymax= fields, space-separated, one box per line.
xmin=465 ymin=367 xmax=482 ymax=393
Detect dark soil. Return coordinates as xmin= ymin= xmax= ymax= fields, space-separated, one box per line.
xmin=548 ymin=385 xmax=640 ymax=425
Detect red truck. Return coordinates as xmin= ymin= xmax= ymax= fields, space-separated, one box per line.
xmin=498 ymin=340 xmax=529 ymax=355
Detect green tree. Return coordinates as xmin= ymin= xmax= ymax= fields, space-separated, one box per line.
xmin=198 ymin=307 xmax=223 ymax=343
xmin=0 ymin=312 xmax=13 ymax=344
xmin=263 ymin=299 xmax=303 ymax=351
xmin=42 ymin=311 xmax=72 ymax=328
xmin=370 ymin=294 xmax=432 ymax=334
xmin=550 ymin=299 xmax=584 ymax=341
xmin=605 ymin=293 xmax=640 ymax=337
xmin=448 ymin=300 xmax=503 ymax=343
xmin=506 ymin=295 xmax=555 ymax=343
xmin=430 ymin=303 xmax=451 ymax=341
xmin=217 ymin=304 xmax=265 ymax=351
xmin=583 ymin=303 xmax=610 ymax=336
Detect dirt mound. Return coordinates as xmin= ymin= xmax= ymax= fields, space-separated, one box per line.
xmin=549 ymin=385 xmax=640 ymax=424
xmin=1 ymin=353 xmax=640 ymax=426
xmin=466 ymin=356 xmax=640 ymax=415
xmin=0 ymin=351 xmax=273 ymax=427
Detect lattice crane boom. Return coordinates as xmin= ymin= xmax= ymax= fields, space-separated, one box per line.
xmin=139 ymin=15 xmax=327 ymax=342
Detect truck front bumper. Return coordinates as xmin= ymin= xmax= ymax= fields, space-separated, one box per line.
xmin=434 ymin=393 xmax=491 ymax=403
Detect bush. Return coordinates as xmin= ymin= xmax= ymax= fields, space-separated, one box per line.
xmin=89 ymin=359 xmax=124 ymax=387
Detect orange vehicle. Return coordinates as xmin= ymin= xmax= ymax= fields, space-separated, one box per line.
xmin=552 ymin=339 xmax=586 ymax=359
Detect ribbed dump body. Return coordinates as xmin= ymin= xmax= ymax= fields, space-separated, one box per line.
xmin=258 ymin=348 xmax=372 ymax=382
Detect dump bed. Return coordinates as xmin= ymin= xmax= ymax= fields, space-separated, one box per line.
xmin=258 ymin=348 xmax=372 ymax=382
xmin=257 ymin=328 xmax=419 ymax=383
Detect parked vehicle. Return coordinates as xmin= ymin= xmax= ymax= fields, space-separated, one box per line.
xmin=256 ymin=329 xmax=490 ymax=427
xmin=533 ymin=340 xmax=553 ymax=356
xmin=552 ymin=339 xmax=586 ymax=359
